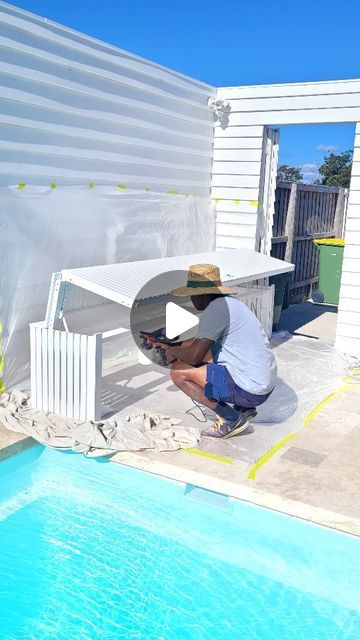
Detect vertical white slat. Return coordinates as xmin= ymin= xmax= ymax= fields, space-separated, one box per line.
xmin=41 ymin=327 xmax=49 ymax=412
xmin=66 ymin=332 xmax=74 ymax=418
xmin=79 ymin=334 xmax=88 ymax=421
xmin=262 ymin=128 xmax=279 ymax=255
xmin=60 ymin=331 xmax=68 ymax=416
xmin=35 ymin=325 xmax=43 ymax=410
xmin=47 ymin=329 xmax=54 ymax=413
xmin=237 ymin=286 xmax=274 ymax=338
xmin=73 ymin=333 xmax=81 ymax=420
xmin=53 ymin=330 xmax=61 ymax=414
xmin=30 ymin=324 xmax=37 ymax=409
xmin=86 ymin=334 xmax=102 ymax=422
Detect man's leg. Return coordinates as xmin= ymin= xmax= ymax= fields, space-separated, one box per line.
xmin=170 ymin=360 xmax=252 ymax=439
xmin=170 ymin=360 xmax=217 ymax=411
xmin=170 ymin=360 xmax=239 ymax=422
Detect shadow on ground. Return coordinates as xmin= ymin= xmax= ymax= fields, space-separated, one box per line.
xmin=278 ymin=301 xmax=337 ymax=343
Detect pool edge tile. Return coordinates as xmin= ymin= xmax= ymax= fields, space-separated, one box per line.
xmin=111 ymin=451 xmax=360 ymax=538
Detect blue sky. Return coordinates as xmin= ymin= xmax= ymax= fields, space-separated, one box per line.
xmin=10 ymin=0 xmax=358 ymax=180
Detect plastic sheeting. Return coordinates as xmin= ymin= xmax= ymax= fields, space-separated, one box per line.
xmin=217 ymin=331 xmax=350 ymax=464
xmin=0 ymin=186 xmax=215 ymax=389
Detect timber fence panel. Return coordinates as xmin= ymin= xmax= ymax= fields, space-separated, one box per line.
xmin=271 ymin=182 xmax=344 ymax=302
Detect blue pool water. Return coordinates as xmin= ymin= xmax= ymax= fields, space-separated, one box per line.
xmin=0 ymin=447 xmax=359 ymax=640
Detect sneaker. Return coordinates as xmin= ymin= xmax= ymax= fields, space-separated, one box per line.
xmin=201 ymin=413 xmax=251 ymax=439
xmin=233 ymin=406 xmax=257 ymax=420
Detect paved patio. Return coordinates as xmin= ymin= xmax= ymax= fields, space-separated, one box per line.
xmin=1 ymin=301 xmax=359 ymax=536
xmin=278 ymin=300 xmax=338 ymax=343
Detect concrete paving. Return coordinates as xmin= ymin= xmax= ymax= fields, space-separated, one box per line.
xmin=1 ymin=302 xmax=359 ymax=536
xmin=278 ymin=301 xmax=338 ymax=343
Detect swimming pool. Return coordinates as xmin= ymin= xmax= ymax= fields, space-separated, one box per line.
xmin=0 ymin=446 xmax=359 ymax=639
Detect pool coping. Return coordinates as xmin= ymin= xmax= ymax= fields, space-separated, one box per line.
xmin=111 ymin=451 xmax=360 ymax=538
xmin=1 ymin=435 xmax=359 ymax=538
xmin=0 ymin=433 xmax=34 ymax=462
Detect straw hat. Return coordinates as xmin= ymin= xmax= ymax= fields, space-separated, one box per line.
xmin=171 ymin=263 xmax=236 ymax=296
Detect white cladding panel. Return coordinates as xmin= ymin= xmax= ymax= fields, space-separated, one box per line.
xmin=0 ymin=2 xmax=215 ymax=194
xmin=212 ymin=124 xmax=265 ymax=250
xmin=213 ymin=79 xmax=360 ymax=351
xmin=217 ymin=79 xmax=360 ymax=125
xmin=336 ymin=122 xmax=360 ymax=354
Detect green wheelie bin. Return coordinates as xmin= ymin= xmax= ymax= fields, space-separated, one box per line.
xmin=313 ymin=238 xmax=345 ymax=305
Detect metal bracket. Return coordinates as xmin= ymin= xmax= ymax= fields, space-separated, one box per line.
xmin=45 ymin=272 xmax=70 ymax=330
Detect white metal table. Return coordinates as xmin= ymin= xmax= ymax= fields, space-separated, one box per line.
xmin=30 ymin=249 xmax=294 ymax=421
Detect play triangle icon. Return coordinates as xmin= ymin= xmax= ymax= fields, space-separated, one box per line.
xmin=165 ymin=302 xmax=199 ymax=340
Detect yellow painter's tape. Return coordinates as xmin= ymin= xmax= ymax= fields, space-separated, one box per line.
xmin=184 ymin=448 xmax=234 ymax=464
xmin=248 ymin=431 xmax=296 ymax=480
xmin=303 ymin=384 xmax=351 ymax=425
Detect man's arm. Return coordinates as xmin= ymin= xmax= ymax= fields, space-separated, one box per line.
xmin=165 ymin=338 xmax=213 ymax=366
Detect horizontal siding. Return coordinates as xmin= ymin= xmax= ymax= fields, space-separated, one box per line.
xmin=214 ymin=138 xmax=264 ymax=151
xmin=336 ymin=310 xmax=360 ymax=325
xmin=216 ymin=222 xmax=258 ymax=238
xmin=215 ymin=236 xmax=256 ymax=250
xmin=211 ymin=120 xmax=264 ymax=251
xmin=214 ymin=200 xmax=260 ymax=213
xmin=212 ymin=187 xmax=260 ymax=201
xmin=344 ymin=230 xmax=360 ymax=244
xmin=218 ymin=108 xmax=360 ymax=126
xmin=212 ymin=174 xmax=261 ymax=189
xmin=336 ymin=121 xmax=360 ymax=353
xmin=341 ymin=257 xmax=360 ymax=272
xmin=218 ymin=79 xmax=360 ymax=99
xmin=218 ymin=80 xmax=360 ymax=125
xmin=339 ymin=297 xmax=360 ymax=312
xmin=340 ymin=271 xmax=360 ymax=286
xmin=214 ymin=125 xmax=264 ymax=138
xmin=334 ymin=335 xmax=360 ymax=354
xmin=212 ymin=160 xmax=262 ymax=174
xmin=0 ymin=2 xmax=215 ymax=193
xmin=213 ymin=149 xmax=262 ymax=162
xmin=336 ymin=323 xmax=360 ymax=339
xmin=344 ymin=218 xmax=360 ymax=232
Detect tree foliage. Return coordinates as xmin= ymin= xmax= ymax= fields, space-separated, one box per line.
xmin=277 ymin=164 xmax=303 ymax=182
xmin=315 ymin=150 xmax=353 ymax=188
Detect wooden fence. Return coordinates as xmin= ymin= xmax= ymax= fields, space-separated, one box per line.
xmin=271 ymin=181 xmax=347 ymax=303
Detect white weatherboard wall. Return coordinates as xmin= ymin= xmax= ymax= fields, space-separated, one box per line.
xmin=0 ymin=1 xmax=218 ymax=390
xmin=212 ymin=124 xmax=266 ymax=250
xmin=335 ymin=122 xmax=360 ymax=354
xmin=212 ymin=78 xmax=360 ymax=353
xmin=0 ymin=1 xmax=215 ymax=193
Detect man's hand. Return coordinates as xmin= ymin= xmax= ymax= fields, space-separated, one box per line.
xmin=153 ymin=342 xmax=177 ymax=364
xmin=165 ymin=346 xmax=179 ymax=363
xmin=155 ymin=339 xmax=214 ymax=367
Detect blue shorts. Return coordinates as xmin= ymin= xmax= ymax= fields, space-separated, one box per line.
xmin=204 ymin=363 xmax=272 ymax=408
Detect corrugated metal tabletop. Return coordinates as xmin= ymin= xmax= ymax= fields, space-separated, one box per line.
xmin=61 ymin=249 xmax=294 ymax=307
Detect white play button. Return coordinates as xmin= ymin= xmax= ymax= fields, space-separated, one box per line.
xmin=165 ymin=302 xmax=199 ymax=340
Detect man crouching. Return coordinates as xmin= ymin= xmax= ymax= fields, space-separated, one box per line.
xmin=162 ymin=264 xmax=277 ymax=439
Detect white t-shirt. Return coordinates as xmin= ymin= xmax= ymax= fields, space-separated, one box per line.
xmin=196 ymin=296 xmax=277 ymax=395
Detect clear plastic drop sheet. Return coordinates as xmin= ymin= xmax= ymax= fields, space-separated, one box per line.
xmin=219 ymin=332 xmax=350 ymax=465
xmin=0 ymin=186 xmax=215 ymax=388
